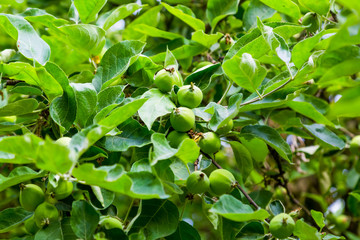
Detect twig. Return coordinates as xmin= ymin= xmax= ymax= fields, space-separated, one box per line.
xmin=194 ymin=156 xmax=200 ymax=171
xmin=203 ymin=152 xmax=261 ymax=210
xmin=217 ymin=78 xmax=233 ymax=105
xmin=339 ymin=127 xmax=355 ymax=138
xmin=239 ymin=77 xmax=293 ymax=107
xmin=123 ymin=198 xmax=134 ymax=228
xmin=4 ymin=79 xmax=23 ymax=86
xmin=270 ymin=148 xmax=311 ymax=216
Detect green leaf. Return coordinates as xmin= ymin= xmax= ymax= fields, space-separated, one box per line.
xmin=165 ymin=48 xmax=179 ymax=70
xmin=151 ymin=133 xmax=200 ymax=166
xmin=89 ymin=186 xmax=115 ymax=210
xmin=239 ymin=87 xmax=304 ymax=113
xmin=0 ymin=207 xmax=32 ymax=233
xmin=103 ymin=3 xmax=143 ymax=30
xmin=97 ymin=86 xmax=125 ymax=111
xmin=0 ymin=99 xmax=38 ymax=117
xmin=229 ymin=141 xmax=253 ymax=183
xmin=0 ymin=166 xmax=45 ymax=192
xmin=239 ymin=137 xmax=268 ymax=164
xmin=21 ymin=8 xmax=69 ymax=28
xmin=311 ymin=210 xmax=325 ymax=231
xmin=72 ymin=164 xmax=168 ymax=199
xmin=34 ymin=220 xmax=63 ymax=240
xmin=184 ymin=63 xmax=222 ymax=90
xmin=292 ymin=30 xmax=335 ymax=68
xmin=241 ymin=125 xmax=292 ymax=162
xmin=191 ymin=31 xmax=223 ymax=48
xmin=149 ymin=41 xmax=207 ymax=64
xmin=36 ymin=137 xmax=75 ymax=174
xmin=209 ymin=195 xmax=270 ymax=222
xmin=260 ymin=0 xmax=301 ymax=19
xmin=71 ymin=83 xmax=97 ymax=128
xmin=249 ymin=189 xmax=273 ymax=209
xmin=206 ymin=0 xmax=240 ymax=28
xmin=138 ymin=89 xmax=176 ymax=130
xmin=98 ymin=118 xmax=153 ymax=152
xmin=223 ymin=53 xmax=267 ymax=93
xmin=70 ymin=98 xmax=147 ymax=158
xmin=47 ymin=62 xmax=77 ymax=132
xmin=126 ymin=55 xmax=162 ymax=88
xmin=327 ymin=14 xmax=360 ymax=51
xmin=293 ymin=219 xmax=321 ymax=240
xmin=58 ymin=24 xmax=105 ymax=56
xmin=0 ymin=14 xmax=50 ymax=65
xmin=9 ymin=84 xmax=43 ymax=96
xmin=74 ymin=0 xmax=107 ymax=24
xmin=70 ymin=200 xmax=100 ymax=240
xmin=319 ymin=58 xmax=360 ymax=84
xmin=257 ymin=19 xmax=291 ymax=66
xmin=0 ymin=133 xmax=42 ymax=164
xmin=128 ymin=199 xmax=179 ymax=240
xmin=303 ymin=124 xmax=345 ymax=150
xmin=123 ymin=5 xmax=162 ymax=40
xmin=328 ymin=86 xmax=360 ymax=118
xmin=298 ymin=0 xmax=330 ymax=15
xmin=243 ymin=0 xmax=275 ymax=30
xmin=166 ymin=221 xmax=201 ymax=240
xmin=92 ymin=40 xmax=146 ymax=91
xmin=269 ymin=200 xmax=285 ymax=216
xmin=335 ymin=0 xmax=360 ymax=16
xmin=133 ymin=24 xmax=183 ymax=40
xmin=286 ymin=94 xmax=333 ymax=127
xmin=161 ymin=3 xmax=205 ymax=31
xmin=237 ymin=221 xmax=265 ymax=239
xmin=207 ymin=93 xmax=243 ymax=132
xmin=0 ymin=63 xmax=63 ymax=102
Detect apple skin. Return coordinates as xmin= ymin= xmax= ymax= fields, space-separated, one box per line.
xmin=186 ymin=171 xmax=210 ymax=194
xmin=269 ymin=213 xmax=295 ymax=239
xmin=209 ymin=169 xmax=236 ymax=196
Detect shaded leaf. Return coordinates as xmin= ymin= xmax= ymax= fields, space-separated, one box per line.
xmin=241 ymin=125 xmax=292 ymax=162
xmin=70 ymin=200 xmax=99 ymax=240
xmin=206 ymin=0 xmax=240 ymax=28
xmin=0 ymin=208 xmax=32 ymax=233
xmin=92 ymin=40 xmax=146 ymax=91
xmin=129 ymin=199 xmax=179 ymax=240
xmin=303 ymin=124 xmax=345 ymax=150
xmin=0 ymin=167 xmax=45 ymax=192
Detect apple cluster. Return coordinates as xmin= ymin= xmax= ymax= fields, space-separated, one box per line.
xmin=19 ymin=179 xmax=73 ymax=234
xmin=153 ymin=66 xmax=236 ymax=197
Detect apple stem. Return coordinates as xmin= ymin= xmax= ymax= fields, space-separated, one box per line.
xmin=190 ymin=82 xmax=195 ymax=91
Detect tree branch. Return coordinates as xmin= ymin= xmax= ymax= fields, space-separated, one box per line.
xmin=270 ymin=148 xmax=311 ymax=216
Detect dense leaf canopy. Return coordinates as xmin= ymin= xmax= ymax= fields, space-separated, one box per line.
xmin=0 ymin=0 xmax=359 ymax=239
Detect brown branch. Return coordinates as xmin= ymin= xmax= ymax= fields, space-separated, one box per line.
xmin=2 ymin=77 xmax=23 ymax=86
xmin=270 ymin=148 xmax=311 ymax=217
xmin=194 ymin=157 xmax=200 ymax=171
xmin=339 ymin=127 xmax=355 ymax=138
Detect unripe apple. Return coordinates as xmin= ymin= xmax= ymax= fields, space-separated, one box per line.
xmin=209 ymin=169 xmax=236 ymax=196
xmin=186 ymin=171 xmax=210 ymax=194
xmin=269 ymin=213 xmax=295 ymax=239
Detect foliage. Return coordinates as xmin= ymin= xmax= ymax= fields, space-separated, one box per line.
xmin=0 ymin=0 xmax=359 ymax=239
